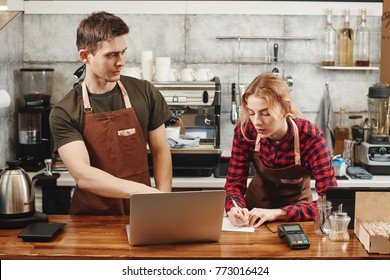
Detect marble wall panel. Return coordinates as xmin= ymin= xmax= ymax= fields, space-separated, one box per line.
xmin=23 ymin=14 xmax=82 ymax=62
xmin=1 ymin=12 xmax=384 ymax=160
xmin=0 ymin=13 xmax=23 ymax=168
xmin=122 ymin=15 xmax=186 ymax=63
xmin=186 ymin=14 xmax=284 ymax=63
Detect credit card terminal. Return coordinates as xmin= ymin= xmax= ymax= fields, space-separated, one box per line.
xmin=277 ymin=223 xmax=310 ymax=250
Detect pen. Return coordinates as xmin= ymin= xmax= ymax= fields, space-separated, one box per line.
xmin=229 ymin=194 xmax=244 ymax=216
xmin=229 ymin=195 xmax=249 ymax=226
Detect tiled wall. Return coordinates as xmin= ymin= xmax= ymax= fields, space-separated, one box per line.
xmin=0 ymin=12 xmax=382 ymax=167
xmin=0 ymin=12 xmax=23 ymax=168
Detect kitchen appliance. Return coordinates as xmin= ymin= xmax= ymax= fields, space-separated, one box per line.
xmin=18 ymin=68 xmax=54 ymax=171
xmin=358 ymin=83 xmax=390 ymax=174
xmin=151 ymin=77 xmax=222 ymax=176
xmin=0 ymin=160 xmax=48 ymax=229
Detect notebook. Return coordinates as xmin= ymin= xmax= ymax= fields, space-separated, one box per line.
xmin=326 ymin=187 xmax=390 ymax=228
xmin=126 ymin=190 xmax=226 ymax=246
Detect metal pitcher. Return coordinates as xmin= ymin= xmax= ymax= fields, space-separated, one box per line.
xmin=0 ymin=160 xmax=37 ymax=218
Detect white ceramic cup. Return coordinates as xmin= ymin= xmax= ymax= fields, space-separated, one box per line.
xmin=169 ymin=68 xmax=180 ymax=81
xmin=155 ymin=57 xmax=171 ymax=82
xmin=165 ymin=126 xmax=180 ymax=140
xmin=141 ymin=50 xmax=153 ymax=81
xmin=196 ymin=68 xmax=214 ymax=81
xmin=121 ymin=67 xmax=142 ymax=79
xmin=179 ymin=68 xmax=197 ymax=82
xmin=0 ymin=89 xmax=11 ymax=108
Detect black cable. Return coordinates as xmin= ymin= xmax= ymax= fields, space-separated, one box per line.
xmin=265 ymin=222 xmax=277 ymax=234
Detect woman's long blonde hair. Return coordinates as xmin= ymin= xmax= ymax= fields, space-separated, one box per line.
xmin=240 ymin=72 xmax=303 ymax=139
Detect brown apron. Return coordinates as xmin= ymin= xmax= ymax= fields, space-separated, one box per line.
xmin=69 ymin=80 xmax=151 ymax=215
xmin=245 ymin=118 xmax=313 ymax=210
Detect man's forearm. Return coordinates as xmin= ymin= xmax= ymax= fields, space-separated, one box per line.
xmin=152 ymin=151 xmax=172 ymax=192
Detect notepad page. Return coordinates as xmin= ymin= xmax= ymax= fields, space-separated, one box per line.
xmin=221 ymin=217 xmax=255 ymax=232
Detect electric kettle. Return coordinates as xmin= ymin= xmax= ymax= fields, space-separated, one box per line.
xmin=0 ymin=160 xmax=37 ymax=218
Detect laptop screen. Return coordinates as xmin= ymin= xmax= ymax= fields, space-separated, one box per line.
xmin=128 ymin=190 xmax=226 ymax=246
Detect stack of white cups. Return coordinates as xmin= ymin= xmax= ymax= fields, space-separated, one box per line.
xmin=141 ymin=51 xmax=153 ymax=81
xmin=155 ymin=57 xmax=171 ymax=82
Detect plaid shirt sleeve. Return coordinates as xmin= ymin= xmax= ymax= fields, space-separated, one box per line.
xmin=282 ymin=120 xmax=337 ymax=222
xmin=224 ymin=123 xmax=256 ymax=213
xmin=224 ymin=119 xmax=338 ymax=222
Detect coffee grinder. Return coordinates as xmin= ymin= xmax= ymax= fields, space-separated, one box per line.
xmin=358 ymin=83 xmax=390 ymax=174
xmin=18 ymin=68 xmax=54 ymax=171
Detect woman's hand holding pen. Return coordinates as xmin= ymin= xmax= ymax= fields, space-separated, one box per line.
xmin=228 ymin=195 xmax=250 ymax=227
xmin=227 ymin=206 xmax=250 ymax=227
xmin=227 ymin=202 xmax=287 ymax=227
xmin=228 ymin=208 xmax=286 ymax=227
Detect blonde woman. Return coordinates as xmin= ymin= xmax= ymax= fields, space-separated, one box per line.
xmin=225 ymin=72 xmax=337 ymax=227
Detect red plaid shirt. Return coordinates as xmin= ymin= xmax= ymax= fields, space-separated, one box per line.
xmin=224 ymin=118 xmax=337 ymax=222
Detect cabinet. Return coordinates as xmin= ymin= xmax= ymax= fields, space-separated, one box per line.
xmin=31 ymin=171 xmax=390 ymax=214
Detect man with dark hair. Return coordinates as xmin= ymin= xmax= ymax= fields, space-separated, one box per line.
xmin=50 ymin=11 xmax=172 ymax=215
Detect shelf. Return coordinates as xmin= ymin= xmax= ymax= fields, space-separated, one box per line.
xmin=216 ymin=36 xmax=316 ymax=41
xmin=320 ymin=66 xmax=380 ymax=71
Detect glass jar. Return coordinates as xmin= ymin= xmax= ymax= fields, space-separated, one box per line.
xmin=339 ymin=9 xmax=354 ymax=66
xmin=321 ymin=8 xmax=337 ymax=66
xmin=334 ymin=107 xmax=349 ymax=157
xmin=355 ymin=8 xmax=370 ymax=67
xmin=329 ymin=211 xmax=351 ymax=241
xmin=314 ymin=196 xmax=332 ymax=235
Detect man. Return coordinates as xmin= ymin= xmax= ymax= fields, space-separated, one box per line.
xmin=50 ymin=11 xmax=172 ymax=215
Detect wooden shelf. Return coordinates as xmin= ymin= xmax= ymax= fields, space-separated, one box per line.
xmin=216 ymin=36 xmax=316 ymax=41
xmin=320 ymin=66 xmax=380 ymax=71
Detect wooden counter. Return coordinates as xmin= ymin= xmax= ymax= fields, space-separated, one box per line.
xmin=1 ymin=215 xmax=389 ymax=260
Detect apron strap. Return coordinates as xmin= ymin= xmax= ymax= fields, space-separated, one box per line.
xmin=81 ymin=79 xmax=132 ymax=112
xmin=81 ymin=81 xmax=92 ymax=113
xmin=290 ymin=119 xmax=301 ymax=165
xmin=254 ymin=118 xmax=301 ymax=165
xmin=117 ymin=80 xmax=132 ymax=109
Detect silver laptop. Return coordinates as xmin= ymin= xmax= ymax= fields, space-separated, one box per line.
xmin=126 ymin=190 xmax=226 ymax=246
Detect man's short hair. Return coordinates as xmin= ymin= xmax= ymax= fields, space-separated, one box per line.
xmin=76 ymin=11 xmax=130 ymax=54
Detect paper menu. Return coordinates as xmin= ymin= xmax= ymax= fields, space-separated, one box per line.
xmin=222 ymin=217 xmax=255 ymax=232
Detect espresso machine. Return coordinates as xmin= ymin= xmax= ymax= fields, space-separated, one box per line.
xmin=358 ymin=83 xmax=390 ymax=174
xmin=18 ymin=68 xmax=54 ymax=171
xmin=151 ymin=77 xmax=222 ymax=176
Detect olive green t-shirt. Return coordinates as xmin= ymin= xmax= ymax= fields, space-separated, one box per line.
xmin=49 ymin=76 xmax=171 ymax=152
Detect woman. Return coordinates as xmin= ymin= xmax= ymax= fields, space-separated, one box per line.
xmin=225 ymin=72 xmax=337 ymax=227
